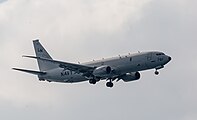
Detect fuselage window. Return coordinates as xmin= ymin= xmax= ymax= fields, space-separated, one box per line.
xmin=156 ymin=53 xmax=165 ymax=56
xmin=130 ymin=57 xmax=132 ymax=61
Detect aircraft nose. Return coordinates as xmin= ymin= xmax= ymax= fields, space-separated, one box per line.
xmin=168 ymin=56 xmax=172 ymax=61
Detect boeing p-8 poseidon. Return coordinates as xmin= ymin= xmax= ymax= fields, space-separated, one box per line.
xmin=13 ymin=40 xmax=171 ymax=88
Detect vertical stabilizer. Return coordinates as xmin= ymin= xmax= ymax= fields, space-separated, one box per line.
xmin=33 ymin=40 xmax=57 ymax=71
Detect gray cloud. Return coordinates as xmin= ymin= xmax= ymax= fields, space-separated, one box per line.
xmin=0 ymin=0 xmax=6 ymax=4
xmin=0 ymin=0 xmax=197 ymax=120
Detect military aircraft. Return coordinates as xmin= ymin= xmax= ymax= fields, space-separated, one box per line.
xmin=13 ymin=40 xmax=171 ymax=88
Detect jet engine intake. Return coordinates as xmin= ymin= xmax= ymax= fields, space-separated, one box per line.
xmin=121 ymin=72 xmax=140 ymax=82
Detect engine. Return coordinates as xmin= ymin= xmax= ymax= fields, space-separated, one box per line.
xmin=93 ymin=65 xmax=112 ymax=77
xmin=121 ymin=72 xmax=140 ymax=82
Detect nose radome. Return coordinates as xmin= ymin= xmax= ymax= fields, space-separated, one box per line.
xmin=168 ymin=56 xmax=172 ymax=61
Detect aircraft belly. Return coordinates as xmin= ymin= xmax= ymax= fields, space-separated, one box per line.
xmin=43 ymin=72 xmax=87 ymax=83
xmin=57 ymin=75 xmax=87 ymax=83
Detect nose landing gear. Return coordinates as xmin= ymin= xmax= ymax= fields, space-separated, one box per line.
xmin=155 ymin=70 xmax=159 ymax=75
xmin=154 ymin=65 xmax=164 ymax=75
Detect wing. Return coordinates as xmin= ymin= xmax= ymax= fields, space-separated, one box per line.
xmin=23 ymin=55 xmax=95 ymax=75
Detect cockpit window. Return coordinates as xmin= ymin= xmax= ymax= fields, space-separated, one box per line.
xmin=156 ymin=53 xmax=165 ymax=56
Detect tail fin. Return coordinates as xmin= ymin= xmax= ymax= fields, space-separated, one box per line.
xmin=33 ymin=40 xmax=57 ymax=71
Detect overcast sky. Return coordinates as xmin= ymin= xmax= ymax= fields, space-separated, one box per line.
xmin=0 ymin=0 xmax=197 ymax=120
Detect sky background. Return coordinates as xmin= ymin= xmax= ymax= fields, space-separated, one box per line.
xmin=0 ymin=0 xmax=197 ymax=120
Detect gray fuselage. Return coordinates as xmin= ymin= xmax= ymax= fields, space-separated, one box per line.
xmin=41 ymin=51 xmax=171 ymax=83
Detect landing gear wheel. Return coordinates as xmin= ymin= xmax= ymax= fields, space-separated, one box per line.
xmin=89 ymin=79 xmax=96 ymax=84
xmin=106 ymin=82 xmax=114 ymax=88
xmin=155 ymin=71 xmax=159 ymax=75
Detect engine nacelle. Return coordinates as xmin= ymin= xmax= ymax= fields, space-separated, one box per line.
xmin=121 ymin=72 xmax=140 ymax=82
xmin=93 ymin=65 xmax=111 ymax=77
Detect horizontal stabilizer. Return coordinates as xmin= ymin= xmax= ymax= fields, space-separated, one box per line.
xmin=22 ymin=55 xmax=38 ymax=59
xmin=12 ymin=68 xmax=46 ymax=75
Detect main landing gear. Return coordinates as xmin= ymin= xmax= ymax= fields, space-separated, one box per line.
xmin=106 ymin=80 xmax=113 ymax=88
xmin=89 ymin=79 xmax=97 ymax=84
xmin=89 ymin=78 xmax=114 ymax=88
xmin=89 ymin=79 xmax=114 ymax=88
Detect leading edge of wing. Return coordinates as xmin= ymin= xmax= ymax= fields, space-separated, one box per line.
xmin=22 ymin=55 xmax=95 ymax=73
